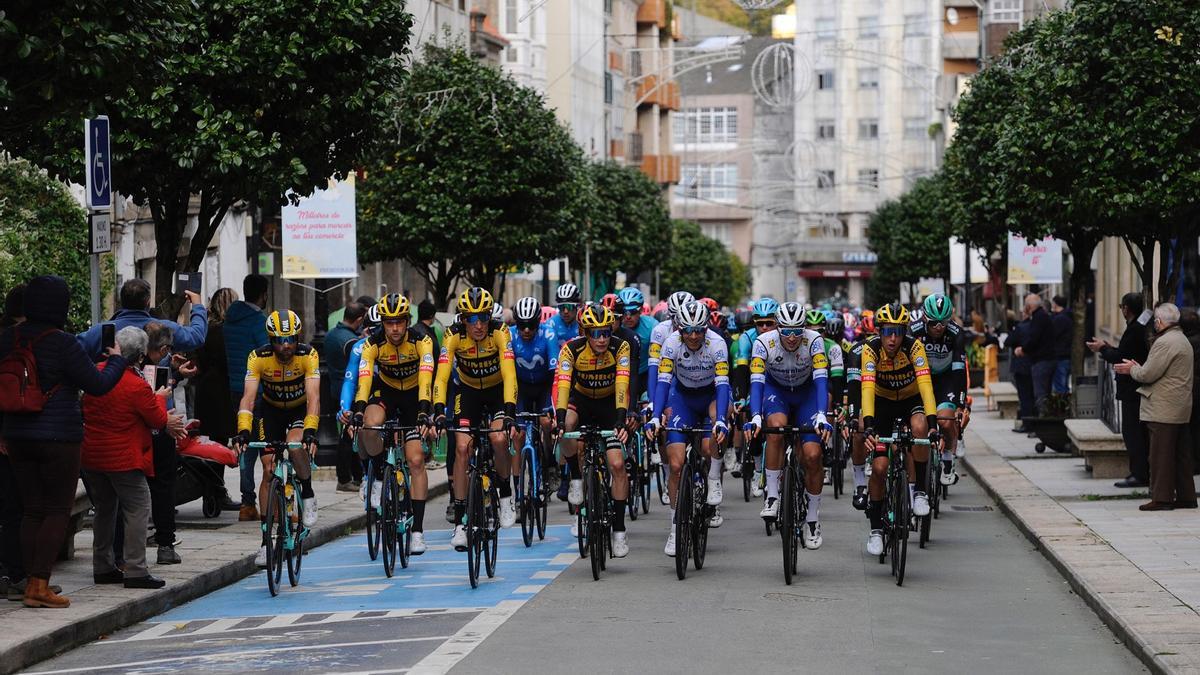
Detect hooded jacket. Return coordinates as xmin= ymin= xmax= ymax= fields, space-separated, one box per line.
xmin=224 ymin=300 xmax=268 ymax=395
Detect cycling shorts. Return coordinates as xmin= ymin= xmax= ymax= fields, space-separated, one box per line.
xmin=454 ymin=385 xmax=505 ymax=428
xmin=568 ymin=393 xmax=617 ymax=429
xmin=517 ymin=381 xmax=552 ymax=415
xmin=931 ymin=373 xmax=960 ymax=411
xmin=762 ymin=380 xmax=821 ymax=444
xmin=666 ymin=384 xmax=715 ymax=445
xmin=367 ymin=380 xmax=422 ymax=442
xmin=870 ymin=396 xmax=926 ymax=459
xmin=254 ymin=404 xmax=304 ymax=444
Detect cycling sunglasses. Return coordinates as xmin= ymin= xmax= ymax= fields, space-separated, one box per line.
xmin=588 ymin=328 xmax=613 ymax=339
xmin=754 ymin=319 xmax=776 ymax=329
xmin=879 ymin=326 xmax=906 ymax=337
xmin=558 ymin=303 xmax=578 ymax=312
xmin=779 ymin=327 xmax=805 ymax=338
xmin=680 ymin=326 xmax=706 ymax=336
xmin=271 ymin=336 xmax=297 ymax=345
xmin=463 ymin=312 xmax=491 ymax=324
xmin=516 ymin=321 xmax=539 ymax=332
xmin=926 ymin=320 xmax=945 ymax=328
xmin=623 ymin=306 xmax=641 ymax=315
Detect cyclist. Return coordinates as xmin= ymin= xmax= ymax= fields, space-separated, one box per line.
xmin=349 ymin=294 xmax=435 ymax=555
xmin=744 ymin=303 xmax=832 ymax=548
xmin=434 ymin=288 xmax=519 ymax=550
xmin=510 ymin=296 xmax=557 ymax=489
xmin=843 ymin=311 xmax=875 ymax=510
xmin=860 ymin=302 xmax=940 ymax=556
xmin=555 ymin=304 xmax=633 ymax=557
xmin=805 ymin=309 xmax=846 ymax=423
xmin=233 ymin=310 xmax=321 ymax=567
xmin=727 ymin=308 xmax=755 ymax=479
xmin=644 ymin=301 xmax=731 ymax=554
xmin=602 ymin=293 xmax=641 ymax=404
xmin=645 ymin=290 xmax=695 ymax=477
xmin=339 ymin=305 xmax=381 ymax=424
xmin=618 ymin=287 xmax=658 ymax=399
xmin=542 ymin=283 xmax=582 ymax=350
xmin=911 ymin=293 xmax=969 ymax=486
xmin=736 ymin=298 xmax=780 ymax=497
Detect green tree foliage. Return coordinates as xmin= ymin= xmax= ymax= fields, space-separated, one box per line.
xmin=865 ymin=175 xmax=955 ymax=308
xmin=5 ymin=0 xmax=413 ymax=303
xmin=579 ymin=161 xmax=673 ymax=290
xmin=660 ymin=220 xmax=749 ymax=307
xmin=0 ymin=154 xmax=95 ymax=330
xmin=358 ymin=43 xmax=589 ymax=306
xmin=692 ymin=0 xmax=789 ymax=36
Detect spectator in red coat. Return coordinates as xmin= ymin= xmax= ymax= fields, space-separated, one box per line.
xmin=82 ymin=327 xmax=180 ymax=589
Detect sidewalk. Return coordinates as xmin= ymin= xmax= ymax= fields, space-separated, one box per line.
xmin=964 ymin=409 xmax=1200 ymax=675
xmin=0 ymin=467 xmax=449 ymax=675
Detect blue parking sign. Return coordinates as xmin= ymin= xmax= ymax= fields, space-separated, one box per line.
xmin=85 ymin=116 xmax=111 ymax=210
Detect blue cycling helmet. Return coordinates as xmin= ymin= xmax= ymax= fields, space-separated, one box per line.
xmin=821 ymin=308 xmax=837 ymax=322
xmin=617 ymin=287 xmax=644 ymax=312
xmin=752 ymin=297 xmax=780 ymax=318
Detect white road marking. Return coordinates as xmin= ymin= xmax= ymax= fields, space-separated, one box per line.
xmin=549 ymin=553 xmax=576 ymax=565
xmin=512 ymin=585 xmax=545 ymax=594
xmin=409 ymin=600 xmax=526 ymax=675
xmin=189 ymin=618 xmax=244 ymax=635
xmin=121 ymin=623 xmax=178 ymax=642
xmin=531 ymin=570 xmax=559 ymax=579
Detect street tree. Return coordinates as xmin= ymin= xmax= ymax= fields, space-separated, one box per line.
xmin=660 ymin=219 xmax=750 ymax=307
xmin=576 ymin=161 xmax=673 ymax=293
xmin=865 ymin=174 xmax=955 ymax=308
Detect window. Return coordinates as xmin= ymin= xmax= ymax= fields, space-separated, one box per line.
xmin=816 ymin=170 xmax=835 ymax=189
xmin=857 ymin=169 xmax=880 ymax=189
xmin=816 ymin=119 xmax=835 ymax=140
xmin=677 ymin=163 xmax=739 ymax=203
xmin=858 ymin=16 xmax=879 ymax=38
xmin=904 ymin=14 xmax=930 ymax=37
xmin=817 ymin=69 xmax=835 ymax=90
xmin=700 ymin=223 xmax=732 ymax=248
xmin=604 ymin=72 xmax=613 ymax=105
xmin=904 ymin=117 xmax=926 ymax=140
xmin=815 ymin=17 xmax=836 ymax=40
xmin=991 ymin=0 xmax=1021 ymax=23
xmin=506 ymin=46 xmax=519 ymax=63
xmin=505 ymin=0 xmax=519 ymax=34
xmin=903 ymin=65 xmax=925 ymax=89
xmin=858 ymin=68 xmax=879 ymax=89
xmin=858 ymin=118 xmax=879 ymax=140
xmin=674 ymin=107 xmax=738 ymax=145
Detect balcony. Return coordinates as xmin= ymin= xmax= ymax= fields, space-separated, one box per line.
xmin=635 ymin=76 xmax=680 ymax=109
xmin=640 ymin=154 xmax=680 ymax=184
xmin=637 ymin=0 xmax=667 ymax=28
xmin=608 ymin=50 xmax=623 ymax=73
xmin=942 ymin=29 xmax=980 ymax=60
xmin=610 ymin=139 xmax=625 ymax=159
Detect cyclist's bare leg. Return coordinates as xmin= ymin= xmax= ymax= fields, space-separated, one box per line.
xmin=489 ymin=416 xmax=510 ymax=480
xmin=907 ymin=412 xmax=930 ymax=492
xmin=360 ymin=404 xmax=388 ymax=459
xmin=404 ymin=437 xmax=427 ymax=500
xmin=286 ymin=426 xmax=311 ymax=482
xmin=802 ymin=440 xmax=823 ymax=495
xmin=937 ymin=408 xmax=958 ymax=456
xmin=452 ymin=431 xmax=472 ymax=501
xmin=665 ymin=441 xmax=686 ymax=507
xmin=607 ymin=446 xmax=629 ymax=501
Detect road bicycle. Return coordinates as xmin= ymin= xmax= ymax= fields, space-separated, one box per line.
xmin=360 ymin=423 xmax=419 ymax=577
xmin=625 ymin=416 xmax=651 ymax=520
xmin=513 ymin=412 xmax=550 ymax=547
xmin=562 ymin=426 xmax=617 ymax=581
xmin=450 ymin=423 xmax=504 ymax=589
xmin=763 ymin=425 xmax=817 ymax=585
xmin=876 ymin=422 xmax=931 ymax=587
xmin=664 ymin=426 xmax=714 ymax=580
xmin=249 ymin=441 xmax=311 ymax=597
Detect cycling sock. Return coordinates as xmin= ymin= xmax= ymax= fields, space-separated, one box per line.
xmin=412 ymin=500 xmax=425 ymax=532
xmin=941 ymin=450 xmax=954 ymax=463
xmin=498 ymin=479 xmax=513 ymax=499
xmin=300 ymin=479 xmax=314 ymax=499
xmin=453 ymin=499 xmax=466 ymax=525
xmin=852 ymin=464 xmax=867 ymax=488
xmin=669 ymin=508 xmax=676 ymax=527
xmin=568 ymin=457 xmax=582 ymax=480
xmin=707 ymin=458 xmax=723 ymax=480
xmin=765 ymin=469 xmax=782 ymax=499
xmin=612 ymin=500 xmax=626 ymax=532
xmin=914 ymin=461 xmax=928 ymax=492
xmin=908 ymin=483 xmax=916 ymax=506
xmin=806 ymin=491 xmax=821 ymax=523
xmin=868 ymin=500 xmax=884 ymax=529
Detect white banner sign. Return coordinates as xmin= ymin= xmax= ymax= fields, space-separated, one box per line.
xmin=948 ymin=237 xmax=988 ymax=284
xmin=917 ymin=277 xmax=946 ymax=298
xmin=1006 ymin=233 xmax=1062 ymax=284
xmin=281 ymin=176 xmax=358 ymax=279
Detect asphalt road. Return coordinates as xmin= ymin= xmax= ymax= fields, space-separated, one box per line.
xmin=26 ymin=469 xmax=1144 ymax=674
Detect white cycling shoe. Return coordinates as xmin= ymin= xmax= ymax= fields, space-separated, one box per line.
xmin=804 ymin=522 xmax=822 ymax=550
xmin=664 ymin=528 xmax=676 ymax=556
xmin=451 ymin=525 xmax=468 ymax=551
xmin=254 ymin=545 xmax=268 ymax=568
xmin=939 ymin=462 xmax=959 ymax=486
xmin=612 ymin=532 xmax=629 ymax=558
xmin=866 ymin=529 xmax=884 ymax=556
xmin=760 ymin=496 xmax=779 ymax=519
xmin=708 ymin=507 xmax=723 ymax=528
xmin=912 ymin=491 xmax=931 ymax=517
xmin=571 ymin=520 xmax=579 ymax=538
xmin=649 ymin=448 xmax=662 ymax=466
xmin=567 ymin=479 xmax=584 ymax=507
xmin=707 ymin=479 xmax=723 ymax=505
xmin=410 ymin=532 xmax=427 ymax=555
xmin=499 ymin=497 xmax=516 ymax=528
xmin=302 ymin=498 xmax=318 ymax=528
xmin=751 ymin=472 xmax=764 ymax=498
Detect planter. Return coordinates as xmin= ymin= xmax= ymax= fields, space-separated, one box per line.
xmin=1021 ymin=416 xmax=1072 ymax=454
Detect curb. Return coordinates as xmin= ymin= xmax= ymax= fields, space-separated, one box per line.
xmin=961 ymin=443 xmax=1175 ymax=675
xmin=2 ymin=479 xmax=450 ymax=675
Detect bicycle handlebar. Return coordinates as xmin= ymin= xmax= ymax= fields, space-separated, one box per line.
xmin=247 ymin=441 xmax=303 ymax=450
xmin=763 ymin=425 xmax=818 ymax=434
xmin=514 ymin=412 xmax=550 ymax=420
xmin=562 ymin=429 xmax=617 ymax=440
xmin=874 ymin=436 xmax=932 ymax=445
xmin=360 ymin=424 xmax=423 ymax=432
xmin=663 ymin=426 xmax=717 ymax=433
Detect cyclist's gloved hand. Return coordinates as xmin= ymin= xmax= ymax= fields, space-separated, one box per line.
xmin=743 ymin=414 xmax=762 ymax=436
xmin=813 ymin=412 xmax=831 ymax=433
xmin=926 ymin=414 xmax=940 ymax=433
xmin=302 ymin=428 xmax=317 ymax=448
xmin=234 ymin=430 xmax=250 ymax=450
xmin=712 ymin=420 xmax=729 ymax=441
xmin=644 ymin=417 xmax=661 ymax=437
xmin=555 ymin=408 xmax=567 ymax=430
xmin=417 ymin=412 xmax=430 ymax=427
xmin=351 ymin=400 xmax=367 ymax=428
xmin=434 ymin=414 xmax=447 ymax=432
xmin=616 ymin=407 xmax=628 ymax=429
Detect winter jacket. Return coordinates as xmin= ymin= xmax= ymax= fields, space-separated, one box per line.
xmin=77 ymin=305 xmax=208 ymax=360
xmin=81 ymin=362 xmax=167 ymax=475
xmin=224 ymin=301 xmax=268 ymax=395
xmin=1132 ymin=325 xmax=1194 ymax=424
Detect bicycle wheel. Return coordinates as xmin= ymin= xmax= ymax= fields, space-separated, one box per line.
xmin=920 ymin=462 xmax=935 ymax=549
xmin=656 ymin=461 xmax=669 ymax=506
xmin=466 ymin=472 xmax=483 ymax=589
xmin=264 ymin=481 xmax=285 ymax=596
xmin=287 ymin=481 xmax=305 ymax=587
xmin=675 ymin=468 xmax=691 ymax=580
xmin=692 ymin=462 xmax=709 ymax=572
xmin=483 ymin=482 xmax=499 ymax=579
xmin=832 ymin=434 xmax=845 ymax=499
xmin=640 ymin=458 xmax=652 ymax=514
xmin=627 ymin=459 xmax=640 ymax=522
xmin=380 ymin=465 xmax=397 ymax=577
xmin=892 ymin=468 xmax=910 ymax=586
xmin=519 ymin=449 xmax=534 ymax=547
xmin=929 ymin=458 xmax=942 ymax=519
xmin=576 ymin=474 xmax=588 ymax=558
xmin=587 ymin=468 xmax=604 ymax=580
xmin=365 ymin=469 xmax=380 ymax=562
xmin=536 ymin=461 xmax=549 ymax=541
xmin=780 ymin=460 xmax=795 ymax=585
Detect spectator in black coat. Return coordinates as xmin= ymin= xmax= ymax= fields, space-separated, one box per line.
xmin=1088 ymin=292 xmax=1151 ymax=488
xmin=1051 ymin=295 xmax=1074 ymax=394
xmin=324 ymin=301 xmax=366 ymax=491
xmin=0 ymin=284 xmax=25 ymax=598
xmin=1008 ymin=318 xmax=1036 ymax=431
xmin=1178 ymin=309 xmax=1200 ymax=473
xmin=1015 ymin=294 xmax=1055 ymax=413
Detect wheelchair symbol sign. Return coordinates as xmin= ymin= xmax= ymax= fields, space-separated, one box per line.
xmin=85 ymin=117 xmax=111 ymax=210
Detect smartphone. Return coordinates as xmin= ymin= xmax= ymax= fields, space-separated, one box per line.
xmin=175 ymin=272 xmax=203 ymax=295
xmin=102 ymin=323 xmax=116 ymax=351
xmin=154 ymin=366 xmax=170 ymax=390
xmin=142 ymin=365 xmax=157 ymax=388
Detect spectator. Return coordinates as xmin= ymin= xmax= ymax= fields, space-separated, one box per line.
xmin=193 ymin=288 xmax=240 ymax=512
xmin=143 ymin=322 xmax=187 ymax=564
xmin=1178 ymin=309 xmax=1200 ymax=471
xmin=224 ymin=274 xmax=269 ymax=521
xmin=1051 ymin=295 xmax=1074 ymax=393
xmin=327 ymin=294 xmax=376 ymax=332
xmin=1008 ymin=316 xmax=1035 ymax=431
xmin=77 ymin=278 xmax=207 ymax=359
xmin=0 ymin=285 xmax=24 ymax=598
xmin=1115 ymin=303 xmax=1196 ymax=511
xmin=1015 ymin=293 xmax=1055 ymax=412
xmin=0 ymin=275 xmax=127 ymax=608
xmin=1088 ymin=292 xmax=1151 ymax=488
xmin=324 ymin=301 xmax=366 ymax=491
xmin=417 ymin=299 xmax=445 ymax=351
xmin=82 ymin=327 xmax=175 ymax=589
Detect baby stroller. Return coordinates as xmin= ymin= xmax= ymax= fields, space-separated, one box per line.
xmin=175 ymin=420 xmax=238 ymax=518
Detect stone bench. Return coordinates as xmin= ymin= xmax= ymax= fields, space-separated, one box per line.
xmin=987 ymin=382 xmax=1019 ymax=418
xmin=1065 ymin=418 xmax=1127 ymax=479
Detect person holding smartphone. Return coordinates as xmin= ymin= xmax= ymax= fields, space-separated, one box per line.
xmin=141 ymin=323 xmax=188 ymax=565
xmin=76 ymin=279 xmax=207 ymax=362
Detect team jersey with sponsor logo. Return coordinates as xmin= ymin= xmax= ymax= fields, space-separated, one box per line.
xmin=657 ymin=329 xmax=730 ymax=390
xmin=245 ymin=344 xmax=320 ymax=409
xmin=860 ymin=334 xmax=936 ymax=418
xmin=554 ymin=336 xmax=630 ymax=410
xmin=354 ymin=330 xmax=434 ymax=403
xmin=749 ymin=329 xmax=828 ymax=389
xmin=433 ymin=325 xmax=518 ymax=406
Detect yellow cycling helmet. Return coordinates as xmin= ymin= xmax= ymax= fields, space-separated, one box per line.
xmin=378 ymin=293 xmax=411 ymax=320
xmin=875 ymin=302 xmax=909 ymax=326
xmin=579 ymin=304 xmax=614 ymax=330
xmin=266 ymin=309 xmax=302 ymax=338
xmin=457 ymin=287 xmax=494 ymax=314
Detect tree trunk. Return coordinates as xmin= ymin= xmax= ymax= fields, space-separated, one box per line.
xmin=152 ymin=195 xmax=187 ymax=313
xmin=420 ymin=258 xmax=461 ymax=310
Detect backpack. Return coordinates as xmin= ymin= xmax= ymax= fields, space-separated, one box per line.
xmin=0 ymin=328 xmax=59 ymax=413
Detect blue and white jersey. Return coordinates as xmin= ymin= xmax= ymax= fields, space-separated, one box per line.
xmin=510 ymin=325 xmax=556 ymax=385
xmin=750 ymin=329 xmax=828 ymax=389
xmin=541 ymin=313 xmax=580 ymax=352
xmin=657 ymin=329 xmax=731 ymax=390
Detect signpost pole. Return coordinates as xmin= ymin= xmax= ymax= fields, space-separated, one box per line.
xmin=963 ymin=238 xmax=971 ymax=318
xmin=85 ymin=116 xmax=113 ymax=327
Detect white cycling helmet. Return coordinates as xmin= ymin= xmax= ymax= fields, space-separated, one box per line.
xmin=555 ymin=283 xmax=581 ymax=304
xmin=514 ymin=296 xmax=541 ymax=323
xmin=667 ymin=291 xmax=696 ymax=319
xmin=775 ymin=302 xmax=806 ymax=328
xmin=676 ymin=300 xmax=709 ymax=330
xmin=492 ymin=303 xmax=505 ymax=321
xmin=365 ymin=304 xmax=381 ymax=328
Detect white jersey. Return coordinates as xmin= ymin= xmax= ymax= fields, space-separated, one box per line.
xmin=647 ymin=320 xmax=676 ymax=369
xmin=750 ymin=329 xmax=828 ymax=389
xmin=657 ymin=329 xmax=730 ymax=390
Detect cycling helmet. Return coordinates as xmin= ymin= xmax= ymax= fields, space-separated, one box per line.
xmin=555 ymin=283 xmax=581 ymax=304
xmin=710 ymin=310 xmax=727 ymax=331
xmin=617 ymin=287 xmax=644 ymax=311
xmin=600 ymin=293 xmax=620 ymax=312
xmin=909 ymin=308 xmax=925 ymax=325
xmin=826 ymin=316 xmax=844 ymax=340
xmin=492 ymin=303 xmax=505 ymax=321
xmin=579 ymin=304 xmax=614 ymax=329
xmin=364 ymin=304 xmax=381 ymax=329
xmin=875 ymin=302 xmax=909 ymax=325
xmin=654 ymin=308 xmax=670 ymax=323
xmin=457 ymin=287 xmax=494 ymax=314
xmin=923 ymin=293 xmax=953 ymax=322
xmin=667 ymin=291 xmax=696 ymax=319
xmin=803 ymin=308 xmax=826 ymax=327
xmin=821 ymin=308 xmax=837 ymax=322
xmin=676 ymin=301 xmax=709 ymax=330
xmin=752 ymin=297 xmax=780 ymax=318
xmin=514 ymin=296 xmax=541 ymax=323
xmin=735 ymin=309 xmax=754 ymax=331
xmin=377 ymin=293 xmax=410 ymax=320
xmin=698 ymin=297 xmax=720 ymax=314
xmin=540 ymin=305 xmax=557 ymax=323
xmin=859 ymin=311 xmax=876 ymax=335
xmin=266 ymin=310 xmax=302 ymax=338
xmin=775 ymin=302 xmax=806 ymax=328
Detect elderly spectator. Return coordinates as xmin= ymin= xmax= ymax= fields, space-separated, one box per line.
xmin=1051 ymin=295 xmax=1074 ymax=394
xmin=193 ymin=288 xmax=240 ymax=511
xmin=224 ymin=275 xmax=269 ymax=521
xmin=324 ymin=301 xmax=367 ymax=491
xmin=1179 ymin=309 xmax=1200 ymax=471
xmin=0 ymin=275 xmax=127 ymax=608
xmin=143 ymin=322 xmax=188 ymax=564
xmin=82 ymin=327 xmax=173 ymax=589
xmin=1088 ymin=292 xmax=1151 ymax=488
xmin=1014 ymin=293 xmax=1055 ymax=412
xmin=1114 ymin=303 xmax=1196 ymax=511
xmin=1008 ymin=316 xmax=1035 ymax=432
xmin=0 ymin=285 xmax=25 ymax=598
xmin=77 ymin=279 xmax=207 ymax=360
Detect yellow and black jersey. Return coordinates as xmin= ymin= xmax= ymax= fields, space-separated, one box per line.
xmin=860 ymin=334 xmax=936 ymax=418
xmin=554 ymin=336 xmax=630 ymax=410
xmin=355 ymin=330 xmax=434 ymax=403
xmin=433 ymin=325 xmax=517 ymax=406
xmin=245 ymin=344 xmax=320 ymax=409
